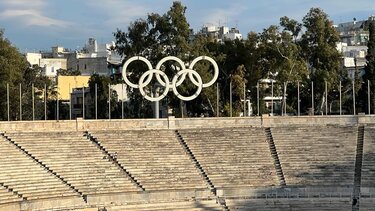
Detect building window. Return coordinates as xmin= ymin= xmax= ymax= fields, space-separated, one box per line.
xmin=84 ymin=64 xmax=87 ymax=70
xmin=77 ymin=64 xmax=79 ymax=71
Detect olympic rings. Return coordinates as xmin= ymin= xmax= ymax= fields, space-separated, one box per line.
xmin=189 ymin=56 xmax=219 ymax=88
xmin=139 ymin=69 xmax=170 ymax=102
xmin=122 ymin=55 xmax=219 ymax=102
xmin=155 ymin=56 xmax=186 ymax=87
xmin=122 ymin=56 xmax=153 ymax=88
xmin=172 ymin=69 xmax=203 ymax=101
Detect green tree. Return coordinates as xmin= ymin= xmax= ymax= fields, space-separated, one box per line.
xmin=362 ymin=20 xmax=375 ymax=113
xmin=114 ymin=1 xmax=220 ymax=117
xmin=205 ymin=39 xmax=253 ymax=116
xmin=21 ymin=65 xmax=55 ymax=120
xmin=0 ymin=30 xmax=57 ymax=120
xmin=0 ymin=30 xmax=26 ymax=120
xmin=88 ymin=74 xmax=122 ymax=119
xmin=280 ymin=16 xmax=302 ymax=43
xmin=300 ymin=8 xmax=341 ymax=114
xmin=226 ymin=65 xmax=247 ymax=116
xmin=257 ymin=24 xmax=308 ymax=114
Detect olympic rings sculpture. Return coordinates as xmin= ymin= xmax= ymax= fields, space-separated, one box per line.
xmin=122 ymin=56 xmax=219 ymax=101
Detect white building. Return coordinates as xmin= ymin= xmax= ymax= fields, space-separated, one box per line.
xmin=223 ymin=28 xmax=243 ymax=40
xmin=26 ymin=52 xmax=67 ymax=78
xmin=335 ymin=19 xmax=368 ymax=46
xmin=200 ymin=25 xmax=243 ymax=42
xmin=39 ymin=58 xmax=67 ymax=77
xmin=337 ymin=42 xmax=367 ymax=58
xmin=51 ymin=46 xmax=71 ymax=58
xmin=67 ymin=38 xmax=123 ymax=76
xmin=26 ymin=38 xmax=123 ymax=78
xmin=26 ymin=53 xmax=42 ymax=66
xmin=335 ymin=16 xmax=374 ymax=80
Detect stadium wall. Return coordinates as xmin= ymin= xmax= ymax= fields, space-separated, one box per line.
xmin=1 ymin=115 xmax=375 ymax=132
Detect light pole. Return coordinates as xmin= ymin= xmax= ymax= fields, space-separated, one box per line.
xmin=257 ymin=82 xmax=259 ymax=116
xmin=271 ymin=80 xmax=274 ymax=115
xmin=82 ymin=86 xmax=85 ymax=120
xmin=283 ymin=82 xmax=287 ymax=116
xmin=122 ymin=83 xmax=124 ymax=119
xmin=297 ymin=81 xmax=300 ymax=116
xmin=368 ymin=80 xmax=371 ymax=115
xmin=353 ymin=80 xmax=356 ymax=115
xmin=216 ymin=83 xmax=219 ymax=117
xmin=247 ymin=90 xmax=251 ymax=116
xmin=230 ymin=79 xmax=232 ymax=117
xmin=32 ymin=83 xmax=34 ymax=121
xmin=19 ymin=83 xmax=22 ymax=121
xmin=243 ymin=83 xmax=246 ymax=116
xmin=56 ymin=86 xmax=59 ymax=121
xmin=95 ymin=83 xmax=98 ymax=119
xmin=44 ymin=84 xmax=47 ymax=120
xmin=154 ymin=86 xmax=160 ymax=119
xmin=7 ymin=83 xmax=9 ymax=121
xmin=339 ymin=81 xmax=342 ymax=115
xmin=325 ymin=81 xmax=328 ymax=115
xmin=311 ymin=82 xmax=314 ymax=116
xmin=108 ymin=84 xmax=111 ymax=120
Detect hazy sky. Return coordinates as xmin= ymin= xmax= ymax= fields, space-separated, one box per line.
xmin=1 ymin=0 xmax=374 ymax=52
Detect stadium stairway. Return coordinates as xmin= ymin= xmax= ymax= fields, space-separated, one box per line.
xmin=87 ymin=129 xmax=212 ymax=202
xmin=85 ymin=131 xmax=145 ymax=191
xmin=0 ymin=132 xmax=85 ymax=210
xmin=175 ymin=130 xmax=229 ymax=210
xmin=352 ymin=125 xmax=364 ymax=211
xmin=0 ymin=183 xmax=23 ymax=204
xmin=360 ymin=125 xmax=375 ymax=210
xmin=2 ymin=131 xmax=140 ymax=206
xmin=177 ymin=127 xmax=279 ymax=190
xmin=270 ymin=125 xmax=357 ymax=189
xmin=1 ymin=124 xmax=373 ymax=210
xmin=0 ymin=183 xmax=23 ymax=211
xmin=264 ymin=127 xmax=286 ymax=186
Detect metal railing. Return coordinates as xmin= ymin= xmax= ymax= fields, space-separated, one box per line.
xmin=1 ymin=80 xmax=373 ymax=121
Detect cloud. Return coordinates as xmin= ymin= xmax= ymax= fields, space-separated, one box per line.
xmin=2 ymin=0 xmax=45 ymax=8
xmin=202 ymin=3 xmax=248 ymax=27
xmin=0 ymin=0 xmax=72 ymax=28
xmin=86 ymin=0 xmax=151 ymax=27
xmin=0 ymin=9 xmax=71 ymax=27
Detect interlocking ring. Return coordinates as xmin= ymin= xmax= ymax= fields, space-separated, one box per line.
xmin=189 ymin=56 xmax=219 ymax=88
xmin=172 ymin=69 xmax=203 ymax=101
xmin=155 ymin=56 xmax=186 ymax=87
xmin=122 ymin=55 xmax=219 ymax=102
xmin=139 ymin=69 xmax=170 ymax=102
xmin=122 ymin=56 xmax=153 ymax=88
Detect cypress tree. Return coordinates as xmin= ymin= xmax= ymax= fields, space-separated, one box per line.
xmin=364 ymin=21 xmax=375 ymax=113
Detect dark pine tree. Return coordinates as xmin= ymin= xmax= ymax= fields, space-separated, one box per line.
xmin=361 ymin=21 xmax=375 ymax=114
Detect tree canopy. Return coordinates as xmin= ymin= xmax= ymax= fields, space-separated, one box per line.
xmin=362 ymin=20 xmax=375 ymax=113
xmin=111 ymin=3 xmax=352 ymax=117
xmin=1 ymin=3 xmax=362 ymax=119
xmin=0 ymin=30 xmax=55 ymax=120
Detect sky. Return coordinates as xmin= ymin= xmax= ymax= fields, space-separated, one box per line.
xmin=0 ymin=0 xmax=374 ymax=52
